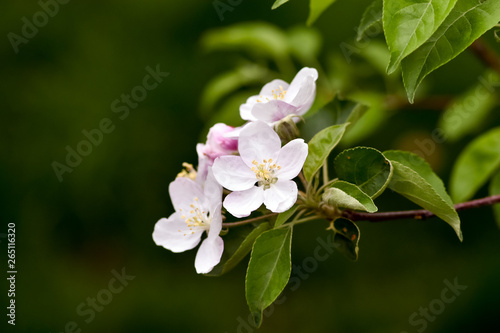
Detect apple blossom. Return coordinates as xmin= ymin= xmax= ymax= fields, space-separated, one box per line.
xmin=197 ymin=123 xmax=239 ymax=184
xmin=212 ymin=121 xmax=308 ymax=217
xmin=240 ymin=67 xmax=318 ymax=124
xmin=153 ymin=169 xmax=223 ymax=274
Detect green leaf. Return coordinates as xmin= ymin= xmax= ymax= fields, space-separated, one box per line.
xmin=384 ymin=0 xmax=458 ymax=74
xmin=384 ymin=150 xmax=462 ymax=241
xmin=323 ymin=181 xmax=378 ymax=213
xmin=274 ymin=205 xmax=299 ymax=228
xmin=334 ymin=147 xmax=393 ymax=198
xmin=357 ymin=0 xmax=383 ymax=42
xmin=303 ymin=123 xmax=349 ymax=182
xmin=438 ymin=70 xmax=499 ymax=142
xmin=489 ymin=171 xmax=500 ymax=229
xmin=330 ymin=97 xmax=369 ymax=127
xmin=308 ymin=0 xmax=337 ymax=25
xmin=450 ymin=127 xmax=500 ymax=203
xmin=272 ymin=0 xmax=290 ymax=10
xmin=207 ymin=222 xmax=271 ymax=276
xmin=246 ymin=227 xmax=293 ymax=327
xmin=402 ymin=0 xmax=500 ymax=102
xmin=331 ymin=219 xmax=360 ymax=261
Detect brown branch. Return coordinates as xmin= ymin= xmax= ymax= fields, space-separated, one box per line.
xmin=341 ymin=195 xmax=500 ymax=222
xmin=222 ymin=212 xmax=278 ymax=228
xmin=469 ymin=38 xmax=500 ymax=76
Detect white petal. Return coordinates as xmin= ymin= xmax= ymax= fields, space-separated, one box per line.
xmin=196 ymin=143 xmax=210 ymax=185
xmin=285 ymin=67 xmax=318 ymax=101
xmin=204 ymin=168 xmax=223 ymax=211
xmin=207 ymin=203 xmax=223 ymax=239
xmin=169 ymin=177 xmax=205 ymax=213
xmin=240 ymin=96 xmax=260 ymax=121
xmin=223 ymin=186 xmax=264 ymax=218
xmin=251 ymin=100 xmax=298 ymax=123
xmin=152 ymin=214 xmax=202 ymax=253
xmin=263 ymin=180 xmax=298 ymax=213
xmin=212 ymin=156 xmax=256 ymax=191
xmin=195 ymin=235 xmax=224 ymax=274
xmin=291 ymin=76 xmax=316 ymax=115
xmin=238 ymin=121 xmax=281 ymax=168
xmin=276 ymin=139 xmax=308 ymax=180
xmin=259 ymin=79 xmax=290 ymax=96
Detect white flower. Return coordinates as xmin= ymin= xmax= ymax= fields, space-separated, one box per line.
xmin=240 ymin=67 xmax=318 ymax=124
xmin=212 ymin=121 xmax=308 ymax=217
xmin=153 ymin=169 xmax=223 ymax=274
xmin=196 ymin=123 xmax=239 ymax=184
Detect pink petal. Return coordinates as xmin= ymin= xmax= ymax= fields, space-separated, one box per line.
xmin=223 ymin=186 xmax=264 ymax=218
xmin=212 ymin=155 xmax=256 ymax=191
xmin=238 ymin=121 xmax=281 ymax=168
xmin=251 ymin=100 xmax=298 ymax=123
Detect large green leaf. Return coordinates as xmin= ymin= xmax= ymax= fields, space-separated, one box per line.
xmin=384 ymin=150 xmax=462 ymax=241
xmin=384 ymin=0 xmax=458 ymax=74
xmin=489 ymin=171 xmax=500 ymax=229
xmin=323 ymin=181 xmax=378 ymax=213
xmin=438 ymin=71 xmax=499 ymax=142
xmin=357 ymin=0 xmax=383 ymax=42
xmin=207 ymin=222 xmax=271 ymax=276
xmin=303 ymin=123 xmax=348 ymax=182
xmin=402 ymin=0 xmax=500 ymax=102
xmin=450 ymin=127 xmax=500 ymax=203
xmin=246 ymin=227 xmax=293 ymax=327
xmin=331 ymin=219 xmax=360 ymax=261
xmin=308 ymin=0 xmax=337 ymax=25
xmin=334 ymin=147 xmax=393 ymax=198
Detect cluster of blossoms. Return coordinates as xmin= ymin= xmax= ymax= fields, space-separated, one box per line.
xmin=153 ymin=68 xmax=318 ymax=273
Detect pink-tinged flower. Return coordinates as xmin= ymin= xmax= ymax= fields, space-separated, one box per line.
xmin=212 ymin=121 xmax=308 ymax=217
xmin=240 ymin=67 xmax=318 ymax=124
xmin=153 ymin=169 xmax=223 ymax=274
xmin=197 ymin=123 xmax=239 ymax=184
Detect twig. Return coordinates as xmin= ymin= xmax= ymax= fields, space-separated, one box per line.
xmin=341 ymin=194 xmax=500 ymax=222
xmin=222 ymin=212 xmax=279 ymax=228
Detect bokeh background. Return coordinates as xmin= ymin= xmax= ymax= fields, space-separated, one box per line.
xmin=2 ymin=0 xmax=500 ymax=332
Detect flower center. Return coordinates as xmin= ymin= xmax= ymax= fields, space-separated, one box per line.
xmin=179 ymin=197 xmax=211 ymax=235
xmin=256 ymin=86 xmax=287 ymax=103
xmin=176 ymin=162 xmax=197 ymax=181
xmin=251 ymin=159 xmax=280 ymax=190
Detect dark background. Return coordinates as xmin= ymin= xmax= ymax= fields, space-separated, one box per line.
xmin=1 ymin=0 xmax=499 ymax=332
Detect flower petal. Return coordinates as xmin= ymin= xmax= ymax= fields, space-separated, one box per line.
xmin=223 ymin=186 xmax=264 ymax=218
xmin=251 ymin=100 xmax=298 ymax=123
xmin=291 ymin=75 xmax=316 ymax=115
xmin=212 ymin=155 xmax=256 ymax=191
xmin=152 ymin=214 xmax=203 ymax=253
xmin=238 ymin=121 xmax=281 ymax=168
xmin=169 ymin=177 xmax=205 ymax=213
xmin=259 ymin=79 xmax=290 ymax=96
xmin=204 ymin=169 xmax=223 ymax=211
xmin=285 ymin=67 xmax=318 ymax=102
xmin=276 ymin=138 xmax=308 ymax=180
xmin=240 ymin=96 xmax=260 ymax=121
xmin=208 ymin=203 xmax=223 ymax=239
xmin=264 ymin=180 xmax=298 ymax=213
xmin=194 ymin=235 xmax=224 ymax=274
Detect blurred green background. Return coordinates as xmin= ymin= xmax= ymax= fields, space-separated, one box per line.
xmin=1 ymin=0 xmax=500 ymax=332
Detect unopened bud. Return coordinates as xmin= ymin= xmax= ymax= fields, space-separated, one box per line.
xmin=274 ymin=114 xmax=302 ymax=143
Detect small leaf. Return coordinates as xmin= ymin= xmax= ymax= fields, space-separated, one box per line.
xmin=438 ymin=70 xmax=499 ymax=142
xmin=384 ymin=150 xmax=462 ymax=241
xmin=308 ymin=0 xmax=337 ymax=25
xmin=384 ymin=0 xmax=458 ymax=74
xmin=323 ymin=181 xmax=378 ymax=213
xmin=489 ymin=171 xmax=500 ymax=229
xmin=207 ymin=222 xmax=271 ymax=276
xmin=274 ymin=205 xmax=298 ymax=228
xmin=450 ymin=127 xmax=500 ymax=203
xmin=330 ymin=96 xmax=369 ymax=127
xmin=331 ymin=219 xmax=360 ymax=261
xmin=246 ymin=227 xmax=293 ymax=327
xmin=334 ymin=147 xmax=393 ymax=198
xmin=272 ymin=0 xmax=290 ymax=10
xmin=357 ymin=0 xmax=383 ymax=42
xmin=303 ymin=123 xmax=349 ymax=182
xmin=402 ymin=0 xmax=500 ymax=102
